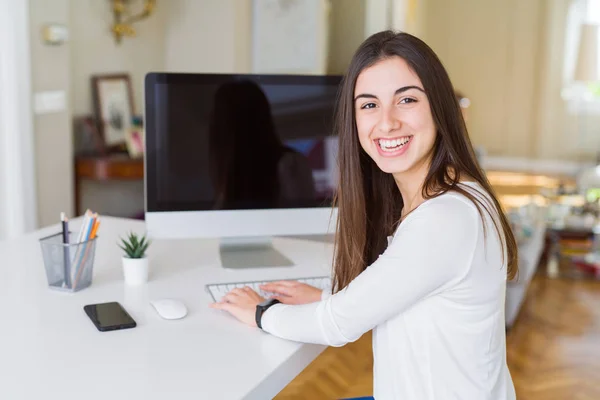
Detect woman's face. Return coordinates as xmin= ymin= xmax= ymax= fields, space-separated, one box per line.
xmin=354 ymin=56 xmax=437 ymax=178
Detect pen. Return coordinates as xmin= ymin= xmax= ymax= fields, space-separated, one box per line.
xmin=61 ymin=212 xmax=71 ymax=288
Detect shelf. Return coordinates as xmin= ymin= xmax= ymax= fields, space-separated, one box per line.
xmin=75 ymin=154 xmax=143 ymax=181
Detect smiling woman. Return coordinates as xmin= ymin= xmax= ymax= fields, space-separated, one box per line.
xmin=210 ymin=31 xmax=519 ymax=400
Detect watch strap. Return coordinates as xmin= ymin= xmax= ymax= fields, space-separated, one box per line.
xmin=256 ymin=298 xmax=280 ymax=329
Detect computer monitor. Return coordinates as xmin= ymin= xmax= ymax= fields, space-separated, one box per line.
xmin=144 ymin=72 xmax=342 ymax=268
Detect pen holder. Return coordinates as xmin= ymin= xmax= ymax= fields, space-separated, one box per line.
xmin=39 ymin=232 xmax=98 ymax=292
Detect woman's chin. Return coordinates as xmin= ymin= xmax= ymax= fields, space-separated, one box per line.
xmin=376 ymin=159 xmax=412 ymax=176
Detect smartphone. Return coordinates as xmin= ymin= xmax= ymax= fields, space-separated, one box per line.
xmin=83 ymin=302 xmax=137 ymax=332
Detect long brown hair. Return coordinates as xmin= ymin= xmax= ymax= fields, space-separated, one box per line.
xmin=331 ymin=30 xmax=518 ymax=293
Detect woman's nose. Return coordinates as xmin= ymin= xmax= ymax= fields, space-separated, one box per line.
xmin=377 ymin=107 xmax=401 ymax=134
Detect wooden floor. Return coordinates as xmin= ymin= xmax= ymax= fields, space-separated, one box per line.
xmin=274 ymin=272 xmax=600 ymax=399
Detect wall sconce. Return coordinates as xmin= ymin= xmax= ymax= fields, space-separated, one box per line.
xmin=41 ymin=24 xmax=69 ymax=46
xmin=111 ymin=0 xmax=156 ymax=44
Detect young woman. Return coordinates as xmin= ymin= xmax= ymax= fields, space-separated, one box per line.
xmin=210 ymin=30 xmax=518 ymax=400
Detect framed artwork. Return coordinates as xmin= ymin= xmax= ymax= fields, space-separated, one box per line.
xmin=252 ymin=0 xmax=327 ymax=74
xmin=73 ymin=115 xmax=106 ymax=156
xmin=91 ymin=73 xmax=135 ymax=151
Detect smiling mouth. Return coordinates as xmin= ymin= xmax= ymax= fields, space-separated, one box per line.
xmin=377 ymin=136 xmax=413 ymax=152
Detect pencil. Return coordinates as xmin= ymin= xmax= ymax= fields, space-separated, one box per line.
xmin=90 ymin=218 xmax=100 ymax=239
xmin=60 ymin=212 xmax=71 ymax=288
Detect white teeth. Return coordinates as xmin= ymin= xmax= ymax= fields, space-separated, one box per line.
xmin=378 ymin=137 xmax=411 ymax=151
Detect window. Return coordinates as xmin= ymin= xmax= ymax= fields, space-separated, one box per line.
xmin=589 ymin=0 xmax=600 ymax=24
xmin=563 ymin=0 xmax=600 ymax=115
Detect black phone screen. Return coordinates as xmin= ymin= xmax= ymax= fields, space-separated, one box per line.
xmin=84 ymin=302 xmax=137 ymax=332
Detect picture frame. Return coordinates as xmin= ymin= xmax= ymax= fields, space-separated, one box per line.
xmin=73 ymin=115 xmax=106 ymax=156
xmin=91 ymin=73 xmax=135 ymax=151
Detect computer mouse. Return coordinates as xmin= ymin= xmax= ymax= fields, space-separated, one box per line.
xmin=150 ymin=299 xmax=188 ymax=320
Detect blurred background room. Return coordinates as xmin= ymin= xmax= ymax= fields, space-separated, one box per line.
xmin=1 ymin=0 xmax=600 ymax=399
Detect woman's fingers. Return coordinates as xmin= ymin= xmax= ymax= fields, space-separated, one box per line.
xmin=260 ymin=281 xmax=296 ymax=290
xmin=222 ymin=286 xmax=264 ymax=304
xmin=259 ymin=283 xmax=274 ymax=291
xmin=229 ymin=287 xmax=256 ymax=296
xmin=270 ymin=280 xmax=297 ymax=287
xmin=221 ymin=292 xmax=236 ymax=303
xmin=260 ymin=283 xmax=293 ymax=296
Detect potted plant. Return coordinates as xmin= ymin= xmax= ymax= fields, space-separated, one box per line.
xmin=119 ymin=232 xmax=150 ymax=285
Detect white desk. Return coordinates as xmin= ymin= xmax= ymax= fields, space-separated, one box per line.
xmin=0 ymin=216 xmax=334 ymax=400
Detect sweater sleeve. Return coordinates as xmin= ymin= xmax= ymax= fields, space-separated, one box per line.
xmin=261 ymin=196 xmax=480 ymax=347
xmin=320 ymin=282 xmax=332 ymax=301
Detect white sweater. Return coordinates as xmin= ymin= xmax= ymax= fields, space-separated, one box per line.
xmin=262 ymin=183 xmax=517 ymax=399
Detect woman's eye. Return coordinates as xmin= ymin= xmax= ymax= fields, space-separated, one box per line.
xmin=360 ymin=102 xmax=377 ymax=110
xmin=399 ymin=98 xmax=417 ymax=104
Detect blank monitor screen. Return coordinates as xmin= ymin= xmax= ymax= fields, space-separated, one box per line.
xmin=144 ymin=73 xmax=342 ymax=213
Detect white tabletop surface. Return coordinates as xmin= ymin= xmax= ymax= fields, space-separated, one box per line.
xmin=0 ymin=216 xmax=334 ymax=400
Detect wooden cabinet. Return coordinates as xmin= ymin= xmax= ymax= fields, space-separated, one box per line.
xmin=74 ymin=155 xmax=143 ymax=215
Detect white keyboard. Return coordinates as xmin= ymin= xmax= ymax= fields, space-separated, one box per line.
xmin=206 ymin=276 xmax=331 ymax=303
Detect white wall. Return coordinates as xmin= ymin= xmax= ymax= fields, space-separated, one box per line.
xmin=66 ymin=0 xmax=168 ymax=219
xmin=70 ymin=0 xmax=253 ymax=219
xmin=419 ymin=0 xmax=545 ymax=158
xmin=419 ymin=0 xmax=597 ymax=162
xmin=365 ymin=0 xmax=391 ymax=37
xmin=29 ymin=0 xmax=73 ymax=227
xmin=327 ymin=0 xmax=366 ymax=74
xmin=70 ymin=0 xmax=167 ymax=117
xmin=164 ymin=0 xmax=251 ymax=73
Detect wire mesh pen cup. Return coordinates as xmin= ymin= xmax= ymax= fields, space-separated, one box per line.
xmin=39 ymin=232 xmax=98 ymax=292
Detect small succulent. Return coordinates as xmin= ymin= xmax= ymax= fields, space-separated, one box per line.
xmin=119 ymin=232 xmax=150 ymax=259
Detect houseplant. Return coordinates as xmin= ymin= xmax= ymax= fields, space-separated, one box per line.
xmin=119 ymin=232 xmax=150 ymax=285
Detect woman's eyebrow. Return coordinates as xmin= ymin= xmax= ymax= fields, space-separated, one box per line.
xmin=354 ymin=85 xmax=425 ymax=102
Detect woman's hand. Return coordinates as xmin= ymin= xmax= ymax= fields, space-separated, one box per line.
xmin=209 ymin=287 xmax=265 ymax=327
xmin=260 ymin=281 xmax=323 ymax=305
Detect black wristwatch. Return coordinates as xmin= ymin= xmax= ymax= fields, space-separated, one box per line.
xmin=256 ymin=298 xmax=281 ymax=329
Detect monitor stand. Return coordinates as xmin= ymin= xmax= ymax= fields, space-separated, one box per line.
xmin=219 ymin=237 xmax=294 ymax=269
xmin=285 ymin=233 xmax=335 ymax=244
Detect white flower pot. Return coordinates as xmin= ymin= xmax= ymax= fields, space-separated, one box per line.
xmin=122 ymin=257 xmax=149 ymax=285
